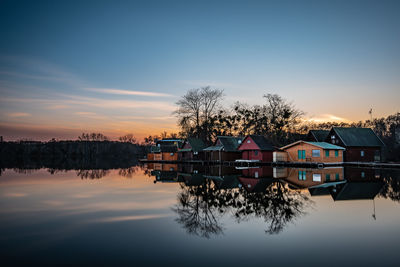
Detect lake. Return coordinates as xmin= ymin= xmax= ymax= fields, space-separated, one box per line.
xmin=0 ymin=164 xmax=399 ymax=266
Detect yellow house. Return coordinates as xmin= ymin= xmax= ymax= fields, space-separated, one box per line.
xmin=280 ymin=141 xmax=345 ymax=163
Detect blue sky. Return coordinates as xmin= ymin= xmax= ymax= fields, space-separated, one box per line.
xmin=0 ymin=0 xmax=399 ymax=140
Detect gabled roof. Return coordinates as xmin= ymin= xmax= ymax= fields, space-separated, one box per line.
xmin=159 ymin=145 xmax=178 ymax=153
xmin=186 ymin=138 xmax=207 ymax=152
xmin=203 ymin=145 xmax=223 ymax=151
xmin=240 ymin=135 xmax=274 ymax=151
xmin=280 ymin=140 xmax=345 ymax=150
xmin=217 ymin=136 xmax=243 ymax=152
xmin=329 ymin=127 xmax=385 ymax=147
xmin=308 ymin=130 xmax=329 ymax=142
xmin=306 ymin=142 xmax=346 ymax=150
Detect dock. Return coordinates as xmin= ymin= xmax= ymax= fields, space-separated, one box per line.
xmin=139 ymin=159 xmax=400 ymax=169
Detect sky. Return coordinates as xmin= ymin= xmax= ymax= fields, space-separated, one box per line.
xmin=0 ymin=0 xmax=399 ymax=141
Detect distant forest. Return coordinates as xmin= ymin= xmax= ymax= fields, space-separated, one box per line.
xmin=0 ymin=136 xmax=146 ymax=170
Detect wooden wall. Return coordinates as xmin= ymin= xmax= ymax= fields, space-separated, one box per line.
xmin=284 ymin=143 xmax=343 ymax=163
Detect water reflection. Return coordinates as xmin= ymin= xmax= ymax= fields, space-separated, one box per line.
xmin=2 ymin=164 xmax=400 ymax=239
xmin=1 ymin=164 xmax=400 ymax=265
xmin=145 ymin=164 xmax=400 ymax=238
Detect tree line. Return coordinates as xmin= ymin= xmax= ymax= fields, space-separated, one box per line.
xmin=173 ymin=86 xmax=400 ymax=161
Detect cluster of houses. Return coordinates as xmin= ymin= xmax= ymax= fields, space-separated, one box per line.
xmin=147 ymin=164 xmax=384 ymax=203
xmin=147 ymin=127 xmax=385 ymax=163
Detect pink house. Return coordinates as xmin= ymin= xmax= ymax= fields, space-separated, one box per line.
xmin=237 ymin=135 xmax=275 ymax=162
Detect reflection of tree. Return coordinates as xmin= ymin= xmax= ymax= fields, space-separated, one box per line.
xmin=236 ymin=181 xmax=311 ymax=234
xmin=118 ymin=166 xmax=141 ymax=178
xmin=173 ymin=180 xmax=228 ymax=238
xmin=380 ymin=171 xmax=400 ymax=202
xmin=173 ymin=179 xmax=311 ymax=238
xmin=76 ymin=169 xmax=109 ymax=179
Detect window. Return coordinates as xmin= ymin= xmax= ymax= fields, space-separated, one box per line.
xmin=313 ymin=174 xmax=321 ymax=182
xmin=361 ymin=150 xmax=365 ymax=157
xmin=325 ymin=150 xmax=330 ymax=157
xmin=312 ymin=149 xmax=320 ymax=157
xmin=335 ymin=173 xmax=340 ymax=181
xmin=335 ymin=150 xmax=339 ymax=157
xmin=298 ymin=171 xmax=306 ymax=181
xmin=255 ymin=171 xmax=259 ymax=178
xmin=170 ymin=153 xmax=174 ymax=156
xmin=298 ymin=150 xmax=306 ymax=159
xmin=254 ymin=150 xmax=258 ymax=156
xmin=326 ymin=174 xmax=331 ymax=181
xmin=361 ymin=172 xmax=365 ymax=178
xmin=247 ymin=140 xmax=251 ymax=143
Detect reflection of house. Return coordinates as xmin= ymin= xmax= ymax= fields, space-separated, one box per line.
xmin=344 ymin=167 xmax=381 ymax=182
xmin=210 ymin=174 xmax=241 ymax=190
xmin=178 ymin=138 xmax=207 ymax=161
xmin=307 ymin=130 xmax=329 ymax=142
xmin=178 ymin=173 xmax=206 ymax=186
xmin=273 ymin=167 xmax=288 ymax=178
xmin=330 ymin=181 xmax=383 ymax=201
xmin=283 ymin=167 xmax=345 ymax=189
xmin=280 ymin=141 xmax=345 ymax=163
xmin=241 ymin=166 xmax=273 ymax=179
xmin=151 ymin=170 xmax=180 ymax=183
xmin=238 ymin=177 xmax=275 ymax=193
xmin=325 ymin=127 xmax=384 ymax=162
xmin=152 ymin=163 xmax=178 ymax=171
xmin=237 ymin=135 xmax=274 ymax=162
xmin=203 ymin=136 xmax=243 ymax=162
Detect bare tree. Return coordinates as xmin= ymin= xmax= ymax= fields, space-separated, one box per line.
xmin=118 ymin=134 xmax=137 ymax=144
xmin=175 ymin=86 xmax=224 ymax=143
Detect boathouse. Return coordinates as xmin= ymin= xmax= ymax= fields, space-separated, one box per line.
xmin=325 ymin=127 xmax=385 ymax=162
xmin=280 ymin=141 xmax=345 ymax=163
xmin=307 ymin=130 xmax=330 ymax=142
xmin=178 ymin=138 xmax=207 ymax=161
xmin=203 ymin=136 xmax=243 ymax=162
xmin=237 ymin=135 xmax=274 ymax=162
xmin=147 ymin=138 xmax=183 ymax=161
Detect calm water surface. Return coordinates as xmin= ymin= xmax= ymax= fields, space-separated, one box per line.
xmin=1 ymin=165 xmax=399 ymax=266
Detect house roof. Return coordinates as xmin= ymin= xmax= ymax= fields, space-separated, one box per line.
xmin=186 ymin=138 xmax=207 ymax=152
xmin=217 ymin=136 xmax=243 ymax=152
xmin=159 ymin=145 xmax=178 ymax=153
xmin=330 ymin=127 xmax=385 ymax=147
xmin=241 ymin=135 xmax=274 ymax=151
xmin=308 ymin=130 xmax=330 ymax=142
xmin=306 ymin=142 xmax=346 ymax=150
xmin=280 ymin=141 xmax=345 ymax=150
xmin=203 ymin=145 xmax=223 ymax=151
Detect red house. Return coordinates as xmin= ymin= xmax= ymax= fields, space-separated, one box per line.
xmin=237 ymin=135 xmax=274 ymax=162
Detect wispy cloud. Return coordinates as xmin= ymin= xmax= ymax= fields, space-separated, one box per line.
xmin=86 ymin=88 xmax=172 ymax=97
xmin=305 ymin=114 xmax=350 ymax=123
xmin=74 ymin=112 xmax=97 ymax=116
xmin=7 ymin=112 xmax=31 ymax=118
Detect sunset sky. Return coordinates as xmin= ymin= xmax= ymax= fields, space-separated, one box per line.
xmin=1 ymin=0 xmax=399 ymax=141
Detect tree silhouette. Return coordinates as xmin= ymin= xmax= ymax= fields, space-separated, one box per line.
xmin=172 ymin=177 xmax=312 ymax=238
